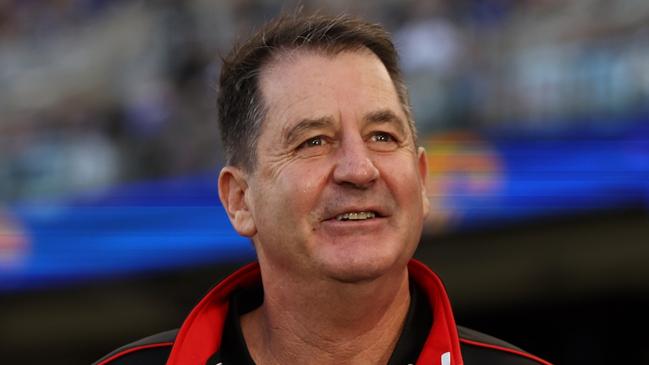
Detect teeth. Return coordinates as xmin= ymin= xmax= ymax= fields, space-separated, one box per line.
xmin=336 ymin=211 xmax=376 ymax=221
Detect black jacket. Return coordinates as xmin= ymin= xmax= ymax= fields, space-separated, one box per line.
xmin=95 ymin=260 xmax=552 ymax=365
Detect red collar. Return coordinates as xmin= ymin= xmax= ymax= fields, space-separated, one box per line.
xmin=408 ymin=259 xmax=464 ymax=365
xmin=166 ymin=259 xmax=464 ymax=365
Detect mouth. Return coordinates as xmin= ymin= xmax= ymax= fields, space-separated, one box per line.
xmin=335 ymin=211 xmax=378 ymax=221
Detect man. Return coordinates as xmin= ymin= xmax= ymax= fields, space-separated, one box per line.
xmin=96 ymin=14 xmax=551 ymax=365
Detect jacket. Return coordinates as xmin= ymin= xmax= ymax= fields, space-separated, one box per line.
xmin=95 ymin=260 xmax=552 ymax=365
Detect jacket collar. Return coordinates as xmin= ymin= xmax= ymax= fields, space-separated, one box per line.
xmin=165 ymin=260 xmax=464 ymax=365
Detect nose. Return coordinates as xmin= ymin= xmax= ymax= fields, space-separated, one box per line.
xmin=332 ymin=135 xmax=379 ymax=188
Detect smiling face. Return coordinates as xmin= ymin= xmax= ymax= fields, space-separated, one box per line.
xmin=219 ymin=49 xmax=429 ymax=283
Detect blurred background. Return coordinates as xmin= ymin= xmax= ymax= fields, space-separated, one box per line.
xmin=1 ymin=0 xmax=648 ymax=363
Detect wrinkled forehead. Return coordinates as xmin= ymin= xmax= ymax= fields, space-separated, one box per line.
xmin=261 ymin=49 xmax=397 ymax=117
xmin=257 ymin=47 xmax=416 ymax=143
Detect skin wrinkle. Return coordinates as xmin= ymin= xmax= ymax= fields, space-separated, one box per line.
xmin=220 ymin=48 xmax=430 ymax=364
xmin=250 ymin=49 xmax=425 ymax=280
xmin=332 ymin=127 xmax=380 ymax=187
xmin=261 ymin=99 xmax=412 ymax=188
xmin=220 ymin=18 xmax=417 ymax=173
xmin=266 ymin=114 xmax=404 ymax=227
xmin=248 ymin=267 xmax=411 ymax=364
xmin=282 ymin=116 xmax=335 ymax=150
xmin=260 ymin=47 xmax=416 ymax=151
xmin=281 ymin=109 xmax=409 ymax=155
xmin=248 ymin=263 xmax=410 ymax=363
xmin=246 ymin=48 xmax=416 ymax=173
xmin=363 ymin=109 xmax=408 ymax=140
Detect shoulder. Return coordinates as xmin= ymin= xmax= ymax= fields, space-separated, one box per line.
xmin=458 ymin=326 xmax=552 ymax=365
xmin=93 ymin=329 xmax=177 ymax=365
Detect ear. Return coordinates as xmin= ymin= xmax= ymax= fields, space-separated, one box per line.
xmin=417 ymin=146 xmax=431 ymax=219
xmin=218 ymin=166 xmax=257 ymax=237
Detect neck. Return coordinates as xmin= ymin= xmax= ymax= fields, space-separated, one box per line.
xmin=241 ymin=265 xmax=411 ymax=365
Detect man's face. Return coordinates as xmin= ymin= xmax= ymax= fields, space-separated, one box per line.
xmin=230 ymin=49 xmax=429 ymax=283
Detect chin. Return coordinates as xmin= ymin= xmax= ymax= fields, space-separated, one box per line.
xmin=317 ymin=253 xmax=406 ymax=284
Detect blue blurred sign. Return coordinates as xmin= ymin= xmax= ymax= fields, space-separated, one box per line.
xmin=1 ymin=128 xmax=648 ymax=292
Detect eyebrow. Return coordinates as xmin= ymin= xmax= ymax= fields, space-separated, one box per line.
xmin=363 ymin=109 xmax=408 ymax=137
xmin=283 ymin=116 xmax=334 ymax=147
xmin=282 ymin=109 xmax=408 ymax=146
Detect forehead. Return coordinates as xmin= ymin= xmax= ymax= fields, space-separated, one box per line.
xmin=257 ymin=48 xmax=407 ymax=135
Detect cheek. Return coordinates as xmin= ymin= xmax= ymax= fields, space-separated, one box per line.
xmin=283 ymin=165 xmax=325 ymax=208
xmin=380 ymin=157 xmax=425 ymax=211
xmin=262 ymin=163 xmax=327 ymax=220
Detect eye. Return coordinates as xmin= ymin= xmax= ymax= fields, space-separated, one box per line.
xmin=368 ymin=131 xmax=399 ymax=151
xmin=298 ymin=136 xmax=328 ymax=150
xmin=370 ymin=132 xmax=395 ymax=143
xmin=295 ymin=135 xmax=332 ymax=158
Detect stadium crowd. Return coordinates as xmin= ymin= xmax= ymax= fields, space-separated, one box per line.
xmin=1 ymin=0 xmax=648 ymax=203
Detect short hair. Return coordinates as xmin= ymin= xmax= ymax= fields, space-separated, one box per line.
xmin=217 ymin=13 xmax=414 ymax=171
